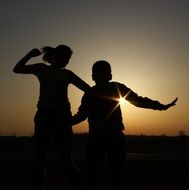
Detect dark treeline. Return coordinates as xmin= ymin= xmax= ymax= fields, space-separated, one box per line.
xmin=0 ymin=134 xmax=189 ymax=153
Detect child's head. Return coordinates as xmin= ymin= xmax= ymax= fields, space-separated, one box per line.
xmin=42 ymin=44 xmax=73 ymax=68
xmin=92 ymin=60 xmax=112 ymax=84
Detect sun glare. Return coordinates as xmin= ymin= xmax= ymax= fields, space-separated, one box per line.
xmin=119 ymin=97 xmax=126 ymax=106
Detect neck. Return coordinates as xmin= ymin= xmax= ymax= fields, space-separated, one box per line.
xmin=95 ymin=80 xmax=110 ymax=85
xmin=50 ymin=65 xmax=64 ymax=70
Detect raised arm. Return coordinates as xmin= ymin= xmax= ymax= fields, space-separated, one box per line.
xmin=13 ymin=48 xmax=42 ymax=74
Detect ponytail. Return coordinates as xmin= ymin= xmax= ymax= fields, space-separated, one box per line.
xmin=41 ymin=46 xmax=55 ymax=63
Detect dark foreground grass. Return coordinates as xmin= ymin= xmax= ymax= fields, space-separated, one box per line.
xmin=1 ymin=135 xmax=189 ymax=189
xmin=0 ymin=152 xmax=189 ymax=190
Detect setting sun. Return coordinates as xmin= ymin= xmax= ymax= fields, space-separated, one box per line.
xmin=119 ymin=97 xmax=126 ymax=106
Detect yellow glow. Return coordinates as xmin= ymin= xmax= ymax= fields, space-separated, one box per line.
xmin=119 ymin=97 xmax=126 ymax=106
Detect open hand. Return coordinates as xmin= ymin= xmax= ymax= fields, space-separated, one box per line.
xmin=163 ymin=97 xmax=178 ymax=110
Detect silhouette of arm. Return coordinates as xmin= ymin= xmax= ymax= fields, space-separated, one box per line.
xmin=69 ymin=71 xmax=90 ymax=92
xmin=13 ymin=48 xmax=42 ymax=74
xmin=72 ymin=93 xmax=89 ymax=125
xmin=161 ymin=97 xmax=178 ymax=110
xmin=125 ymin=90 xmax=178 ymax=111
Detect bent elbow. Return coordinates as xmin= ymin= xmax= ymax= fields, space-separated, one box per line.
xmin=13 ymin=67 xmax=17 ymax=73
xmin=13 ymin=66 xmax=22 ymax=74
xmin=13 ymin=67 xmax=20 ymax=73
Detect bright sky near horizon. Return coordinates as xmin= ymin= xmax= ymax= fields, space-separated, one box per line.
xmin=0 ymin=0 xmax=188 ymax=136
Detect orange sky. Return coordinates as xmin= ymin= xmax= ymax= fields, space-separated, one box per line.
xmin=0 ymin=0 xmax=189 ymax=136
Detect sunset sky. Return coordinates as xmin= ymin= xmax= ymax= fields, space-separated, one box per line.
xmin=0 ymin=0 xmax=188 ymax=136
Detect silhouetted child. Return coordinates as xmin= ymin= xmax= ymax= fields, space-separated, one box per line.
xmin=72 ymin=60 xmax=177 ymax=190
xmin=13 ymin=45 xmax=90 ymax=190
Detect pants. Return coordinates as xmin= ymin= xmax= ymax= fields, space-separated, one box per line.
xmin=32 ymin=107 xmax=79 ymax=190
xmin=84 ymin=132 xmax=126 ymax=190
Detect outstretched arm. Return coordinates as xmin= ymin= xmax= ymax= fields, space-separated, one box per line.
xmin=126 ymin=89 xmax=178 ymax=111
xmin=162 ymin=97 xmax=178 ymax=110
xmin=13 ymin=48 xmax=42 ymax=74
xmin=69 ymin=71 xmax=91 ymax=92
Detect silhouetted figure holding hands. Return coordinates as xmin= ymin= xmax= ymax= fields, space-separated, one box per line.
xmin=13 ymin=45 xmax=90 ymax=190
xmin=72 ymin=60 xmax=177 ymax=190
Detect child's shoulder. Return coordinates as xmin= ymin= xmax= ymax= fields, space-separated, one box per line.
xmin=110 ymin=81 xmax=130 ymax=91
xmin=110 ymin=81 xmax=125 ymax=87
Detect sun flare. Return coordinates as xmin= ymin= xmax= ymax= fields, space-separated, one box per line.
xmin=119 ymin=97 xmax=126 ymax=106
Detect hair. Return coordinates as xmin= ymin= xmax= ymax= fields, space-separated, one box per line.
xmin=41 ymin=44 xmax=73 ymax=63
xmin=92 ymin=60 xmax=112 ymax=82
xmin=55 ymin=44 xmax=73 ymax=56
xmin=92 ymin=60 xmax=111 ymax=76
xmin=41 ymin=46 xmax=55 ymax=63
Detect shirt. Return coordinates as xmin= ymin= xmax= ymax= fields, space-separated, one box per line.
xmin=31 ymin=63 xmax=89 ymax=108
xmin=72 ymin=81 xmax=165 ymax=135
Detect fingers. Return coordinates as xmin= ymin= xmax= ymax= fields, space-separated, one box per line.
xmin=163 ymin=97 xmax=178 ymax=110
xmin=170 ymin=97 xmax=178 ymax=107
xmin=172 ymin=97 xmax=178 ymax=104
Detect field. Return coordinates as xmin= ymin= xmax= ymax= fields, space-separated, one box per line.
xmin=0 ymin=135 xmax=189 ymax=190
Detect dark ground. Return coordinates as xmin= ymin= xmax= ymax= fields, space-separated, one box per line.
xmin=0 ymin=135 xmax=189 ymax=190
